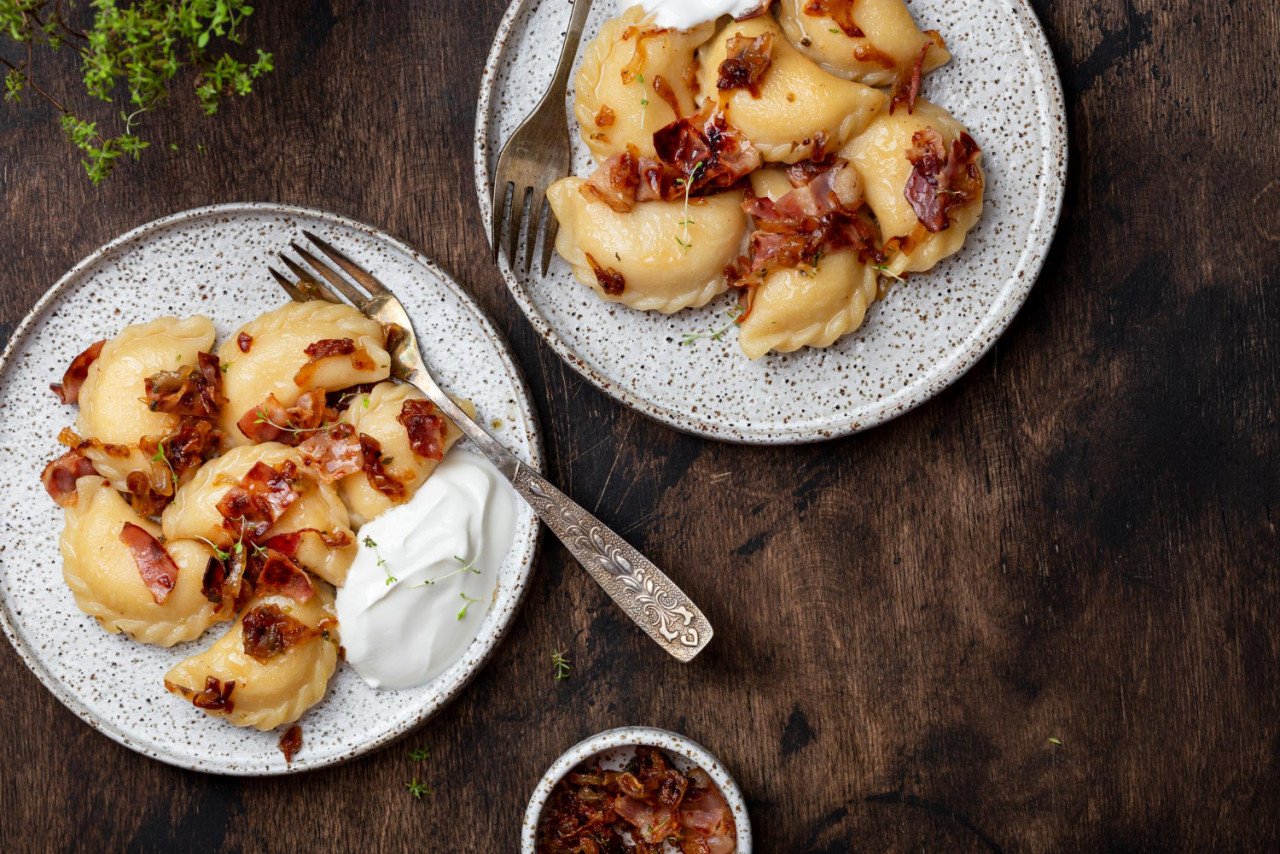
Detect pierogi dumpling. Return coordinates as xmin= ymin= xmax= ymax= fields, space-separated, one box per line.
xmin=696 ymin=14 xmax=884 ymax=164
xmin=842 ymin=99 xmax=983 ymax=276
xmin=336 ymin=382 xmax=472 ymax=528
xmin=547 ymin=177 xmax=748 ymax=313
xmin=776 ymin=0 xmax=950 ymax=86
xmin=164 ymin=587 xmax=339 ymax=730
xmin=217 ymin=301 xmax=391 ymax=446
xmin=61 ymin=477 xmax=230 ymax=645
xmin=162 ymin=442 xmax=357 ymax=587
xmin=575 ymin=6 xmax=715 ymax=161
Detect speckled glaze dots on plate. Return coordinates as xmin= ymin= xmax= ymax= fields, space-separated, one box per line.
xmin=475 ymin=0 xmax=1067 ymax=444
xmin=0 ymin=203 xmax=543 ymax=775
xmin=522 ymin=726 xmax=753 ymax=853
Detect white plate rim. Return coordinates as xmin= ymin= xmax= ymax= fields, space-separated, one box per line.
xmin=474 ymin=0 xmax=1068 ymax=445
xmin=0 ymin=201 xmax=545 ymax=775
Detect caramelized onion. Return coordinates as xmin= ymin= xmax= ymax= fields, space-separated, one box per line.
xmin=716 ymin=32 xmax=774 ymax=97
xmin=804 ymin=0 xmax=864 ymax=37
xmin=242 ymin=603 xmax=320 ymax=662
xmin=359 ymin=433 xmax=407 ymax=500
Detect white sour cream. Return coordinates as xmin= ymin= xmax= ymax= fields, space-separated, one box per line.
xmin=618 ymin=0 xmax=765 ymax=31
xmin=335 ymin=448 xmax=516 ymax=690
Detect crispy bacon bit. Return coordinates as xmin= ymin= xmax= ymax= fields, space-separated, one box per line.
xmin=804 ymin=0 xmax=864 ymax=37
xmin=144 ymin=353 xmax=225 ymax=417
xmin=201 ymin=555 xmax=229 ymax=603
xmin=242 ymin=604 xmax=320 ymax=663
xmin=651 ymin=74 xmax=683 ymax=117
xmin=890 ymin=41 xmax=931 ymax=114
xmin=585 ymin=254 xmax=627 ymax=296
xmin=50 ymin=340 xmax=105 ymax=404
xmin=652 ymin=104 xmax=762 ymax=195
xmin=237 ymin=332 xmax=254 ymax=353
xmin=183 ymin=676 xmax=236 ymax=712
xmin=594 ymin=105 xmax=615 ymax=128
xmin=148 ymin=417 xmax=221 ymax=483
xmin=279 ymin=725 xmax=303 ymax=764
xmin=293 ymin=338 xmax=377 ymax=387
xmin=397 ymin=399 xmax=447 ymax=462
xmin=125 ymin=471 xmax=171 ymax=518
xmin=536 ymin=746 xmax=736 ymax=854
xmin=359 ymin=433 xmax=407 ymax=500
xmin=581 ymin=147 xmax=643 ymax=213
xmin=903 ymin=128 xmax=982 ymax=232
xmin=119 ymin=522 xmax=180 ymax=604
xmin=252 ymin=549 xmax=315 ymax=602
xmin=716 ymin=32 xmax=774 ymax=97
xmin=238 ymin=390 xmax=333 ymax=445
xmin=42 ymin=449 xmax=97 ymax=507
xmin=297 ymin=422 xmax=364 ymax=482
xmin=216 ymin=461 xmax=301 ymax=541
xmin=261 ymin=528 xmax=353 ymax=556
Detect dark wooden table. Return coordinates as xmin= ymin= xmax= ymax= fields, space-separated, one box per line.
xmin=2 ymin=1 xmax=1277 ymax=851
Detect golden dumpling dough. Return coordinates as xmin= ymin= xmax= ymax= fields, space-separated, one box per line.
xmin=76 ymin=315 xmax=216 ymax=490
xmin=336 ymin=382 xmax=472 ymax=528
xmin=164 ymin=587 xmax=339 ymax=730
xmin=575 ymin=6 xmax=714 ymax=161
xmin=61 ymin=477 xmax=231 ymax=646
xmin=737 ymin=248 xmax=879 ymax=359
xmin=218 ymin=301 xmax=391 ymax=446
xmin=548 ymin=177 xmax=747 ymax=313
xmin=776 ymin=0 xmax=950 ymax=87
xmin=696 ymin=15 xmax=884 ymax=164
xmin=842 ymin=99 xmax=983 ymax=276
xmin=161 ymin=443 xmax=357 ymax=587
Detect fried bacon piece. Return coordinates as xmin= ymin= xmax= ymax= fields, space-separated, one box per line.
xmin=293 ymin=338 xmax=378 ymax=387
xmin=580 ymin=145 xmax=681 ymax=214
xmin=297 ymin=422 xmax=364 ymax=482
xmin=279 ymin=725 xmax=303 ymax=765
xmin=903 ymin=128 xmax=983 ymax=232
xmin=201 ymin=555 xmax=231 ymax=604
xmin=42 ymin=448 xmax=97 ymax=507
xmin=536 ymin=746 xmax=737 ymax=854
xmin=118 ymin=522 xmax=180 ymax=604
xmin=359 ymin=433 xmax=407 ymax=500
xmin=216 ymin=461 xmax=301 ymax=541
xmin=251 ymin=548 xmax=316 ymax=603
xmin=585 ymin=254 xmax=627 ymax=296
xmin=804 ymin=0 xmax=864 ymax=37
xmin=716 ymin=32 xmax=774 ymax=97
xmin=241 ymin=604 xmax=320 ymax=663
xmin=237 ymin=390 xmax=333 ymax=445
xmin=397 ymin=399 xmax=448 ymax=462
xmin=653 ymin=104 xmax=762 ymax=195
xmin=139 ymin=416 xmax=222 ymax=498
xmin=261 ymin=528 xmax=353 ymax=555
xmin=143 ymin=352 xmax=225 ymax=417
xmin=50 ymin=340 xmax=105 ymax=405
xmin=237 ymin=332 xmax=254 ymax=353
xmin=889 ymin=41 xmax=931 ymax=114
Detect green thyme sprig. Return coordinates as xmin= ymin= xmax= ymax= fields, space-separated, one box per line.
xmin=362 ymin=534 xmax=396 ymax=585
xmin=875 ymin=265 xmax=906 ymax=285
xmin=456 ymin=592 xmax=481 ymax=621
xmin=680 ymin=304 xmax=743 ymax=346
xmin=551 ymin=649 xmax=572 ymax=681
xmin=1 ymin=0 xmax=274 ymax=184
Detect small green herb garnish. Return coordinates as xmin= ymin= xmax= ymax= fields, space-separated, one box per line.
xmin=221 ymin=361 xmax=232 ymax=373
xmin=362 ymin=394 xmax=371 ymax=408
xmin=194 ymin=536 xmax=231 ymax=562
xmin=411 ymin=552 xmax=482 ymax=588
xmin=551 ymin=649 xmax=572 ymax=681
xmin=408 ymin=746 xmax=431 ymax=762
xmin=456 ymin=592 xmax=481 ymax=621
xmin=362 ymin=535 xmax=396 ymax=585
xmin=875 ymin=264 xmax=906 ymax=285
xmin=680 ymin=304 xmax=743 ymax=346
xmin=1048 ymin=737 xmax=1062 ymax=745
xmin=405 ymin=778 xmax=430 ymax=799
xmin=253 ymin=409 xmax=333 ymax=437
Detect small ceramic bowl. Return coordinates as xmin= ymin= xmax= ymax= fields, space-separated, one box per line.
xmin=522 ymin=726 xmax=753 ymax=853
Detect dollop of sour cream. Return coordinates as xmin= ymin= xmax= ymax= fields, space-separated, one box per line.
xmin=617 ymin=0 xmax=765 ymax=31
xmin=335 ymin=448 xmax=516 ymax=690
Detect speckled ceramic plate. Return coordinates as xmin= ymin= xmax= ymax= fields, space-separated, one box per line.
xmin=476 ymin=0 xmax=1066 ymax=443
xmin=522 ymin=726 xmax=752 ymax=852
xmin=0 ymin=203 xmax=543 ymax=775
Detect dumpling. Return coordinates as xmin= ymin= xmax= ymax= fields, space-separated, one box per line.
xmin=164 ymin=586 xmax=339 ymax=730
xmin=547 ymin=177 xmax=748 ymax=313
xmin=696 ymin=14 xmax=884 ymax=164
xmin=842 ymin=99 xmax=984 ymax=276
xmin=776 ymin=0 xmax=950 ymax=87
xmin=574 ymin=6 xmax=714 ymax=161
xmin=75 ymin=315 xmax=216 ymax=490
xmin=162 ymin=443 xmax=357 ymax=587
xmin=218 ymin=301 xmax=391 ymax=447
xmin=335 ymin=382 xmax=471 ymax=528
xmin=61 ymin=477 xmax=231 ymax=645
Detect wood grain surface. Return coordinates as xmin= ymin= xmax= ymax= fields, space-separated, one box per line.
xmin=1 ymin=1 xmax=1277 ymax=851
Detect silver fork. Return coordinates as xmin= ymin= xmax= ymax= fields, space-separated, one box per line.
xmin=490 ymin=0 xmax=594 ymax=276
xmin=269 ymin=232 xmax=713 ymax=662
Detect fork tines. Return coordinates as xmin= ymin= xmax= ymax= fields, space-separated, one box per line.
xmin=269 ymin=231 xmax=391 ymax=308
xmin=491 ymin=179 xmax=559 ymax=278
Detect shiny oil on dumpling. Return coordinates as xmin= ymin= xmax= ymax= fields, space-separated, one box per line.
xmin=335 ymin=382 xmax=471 ymax=528
xmin=776 ymin=0 xmax=950 ymax=86
xmin=575 ymin=6 xmax=714 ymax=161
xmin=218 ymin=301 xmax=391 ymax=446
xmin=61 ymin=477 xmax=231 ymax=645
xmin=842 ymin=99 xmax=984 ymax=276
xmin=696 ymin=14 xmax=884 ymax=164
xmin=547 ymin=177 xmax=747 ymax=313
xmin=76 ymin=315 xmax=216 ymax=488
xmin=164 ymin=587 xmax=339 ymax=730
xmin=162 ymin=442 xmax=357 ymax=587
